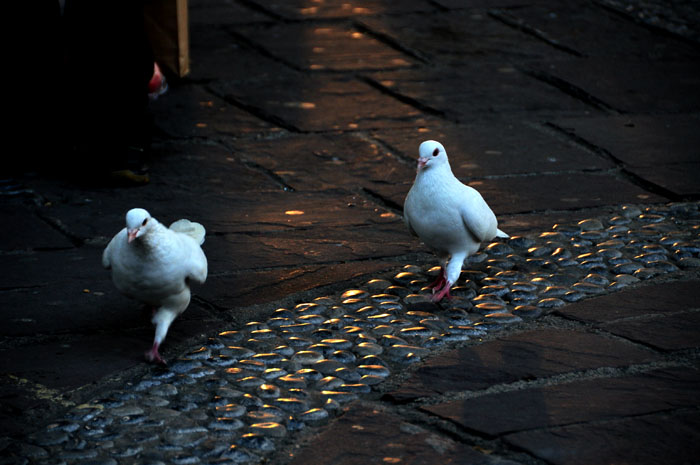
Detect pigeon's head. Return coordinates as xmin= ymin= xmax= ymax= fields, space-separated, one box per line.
xmin=417 ymin=140 xmax=448 ymax=172
xmin=125 ymin=208 xmax=154 ymax=243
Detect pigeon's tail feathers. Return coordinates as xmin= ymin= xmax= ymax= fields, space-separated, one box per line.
xmin=170 ymin=219 xmax=206 ymax=245
xmin=496 ymin=228 xmax=509 ymax=239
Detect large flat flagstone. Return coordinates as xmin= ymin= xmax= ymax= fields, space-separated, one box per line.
xmin=206 ymin=222 xmax=412 ymax=271
xmin=189 ymin=25 xmax=293 ymax=81
xmin=552 ymin=114 xmax=700 ymax=197
xmin=555 ymin=279 xmax=700 ymax=324
xmin=0 ymin=247 xmax=216 ymax=339
xmin=474 ymin=172 xmax=668 ymax=214
xmin=367 ymin=171 xmax=667 ymax=218
xmin=211 ymin=74 xmax=427 ymax=132
xmin=630 ymin=164 xmax=700 ymax=197
xmin=371 ymin=121 xmax=615 ymax=178
xmin=536 ymin=59 xmax=700 ymax=114
xmin=189 ymin=0 xmax=269 ymax=24
xmin=600 ymin=311 xmax=700 ymax=352
xmin=500 ymin=3 xmax=699 ymax=60
xmin=367 ymin=64 xmax=596 ymax=121
xmin=26 ymin=165 xmax=285 ymax=245
xmin=359 ymin=9 xmax=566 ymax=64
xmin=201 ymin=259 xmax=402 ymax=309
xmin=288 ymin=402 xmax=519 ymax=465
xmin=0 ymin=198 xmax=73 ymax=252
xmin=503 ymin=409 xmax=700 ymax=465
xmin=33 ymin=187 xmax=398 ymax=246
xmin=195 ymin=189 xmax=403 ymax=234
xmin=150 ymin=84 xmax=276 ymax=138
xmin=434 ymin=0 xmax=549 ymax=7
xmin=243 ymin=0 xmax=434 ymax=20
xmin=235 ymin=22 xmax=417 ymax=71
xmin=423 ymin=365 xmax=700 ymax=437
xmin=148 ymin=140 xmax=284 ymax=193
xmin=231 ymin=132 xmax=415 ymax=192
xmin=385 ymin=328 xmax=659 ymax=402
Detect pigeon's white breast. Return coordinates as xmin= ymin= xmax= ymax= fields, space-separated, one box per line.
xmin=405 ymin=177 xmax=474 ymax=256
xmin=111 ymin=235 xmax=191 ymax=305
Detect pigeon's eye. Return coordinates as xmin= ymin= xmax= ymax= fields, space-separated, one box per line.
xmin=432 ymin=148 xmax=440 ymax=157
xmin=142 ymin=218 xmax=148 ymax=226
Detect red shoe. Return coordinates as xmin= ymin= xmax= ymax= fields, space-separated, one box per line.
xmin=148 ymin=62 xmax=168 ymax=100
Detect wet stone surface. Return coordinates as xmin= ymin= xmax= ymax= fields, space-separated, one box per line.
xmin=13 ymin=202 xmax=700 ymax=464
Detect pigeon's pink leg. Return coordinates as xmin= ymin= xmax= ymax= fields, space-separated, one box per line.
xmin=145 ymin=342 xmax=167 ymax=365
xmin=426 ymin=268 xmax=447 ymax=291
xmin=431 ymin=280 xmax=452 ymax=302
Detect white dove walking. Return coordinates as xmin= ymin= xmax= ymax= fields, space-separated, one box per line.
xmin=403 ymin=140 xmax=508 ymax=302
xmin=102 ymin=208 xmax=208 ymax=365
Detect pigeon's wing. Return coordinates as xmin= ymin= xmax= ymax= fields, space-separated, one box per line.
xmin=102 ymin=229 xmax=126 ymax=269
xmin=403 ymin=189 xmax=420 ymax=238
xmin=458 ymin=185 xmax=498 ymax=243
xmin=188 ymin=246 xmax=208 ymax=284
xmin=170 ymin=219 xmax=206 ymax=245
xmin=173 ymin=233 xmax=208 ymax=284
xmin=403 ymin=208 xmax=419 ymax=238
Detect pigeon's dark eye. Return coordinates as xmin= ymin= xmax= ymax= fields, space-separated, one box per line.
xmin=432 ymin=148 xmax=440 ymax=157
xmin=142 ymin=218 xmax=148 ymax=226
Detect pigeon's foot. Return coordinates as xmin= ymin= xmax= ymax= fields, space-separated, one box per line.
xmin=431 ymin=282 xmax=452 ymax=302
xmin=427 ymin=270 xmax=447 ymax=291
xmin=145 ymin=343 xmax=167 ymax=366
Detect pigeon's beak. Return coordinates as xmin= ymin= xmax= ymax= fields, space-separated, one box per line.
xmin=127 ymin=228 xmax=139 ymax=243
xmin=417 ymin=157 xmax=429 ymax=171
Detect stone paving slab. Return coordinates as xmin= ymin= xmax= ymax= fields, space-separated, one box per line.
xmin=630 ymin=164 xmax=700 ymax=199
xmin=199 ymin=258 xmax=402 ymax=309
xmin=471 ymin=173 xmax=669 ymax=213
xmin=367 ymin=171 xmax=667 ymax=219
xmin=196 ymin=190 xmax=401 ymax=234
xmin=552 ymin=114 xmax=700 ymax=166
xmin=532 ymin=59 xmax=700 ymax=114
xmin=151 ymin=85 xmax=276 ymax=138
xmin=498 ymin=2 xmax=700 ymax=60
xmin=555 ymin=279 xmax=700 ymax=324
xmin=423 ymin=364 xmax=700 ymax=437
xmin=243 ymin=0 xmax=435 ymax=20
xmin=551 ymin=114 xmax=700 ymax=197
xmin=211 ymin=74 xmax=428 ymax=132
xmin=503 ymin=408 xmax=700 ymax=465
xmin=189 ymin=0 xmax=269 ymax=25
xmin=385 ymin=328 xmax=660 ymax=402
xmin=206 ymin=224 xmax=412 ymax=271
xmin=600 ymin=310 xmax=700 ymax=352
xmin=367 ymin=65 xmax=595 ymax=120
xmin=597 ymin=0 xmax=700 ymax=44
xmin=371 ymin=120 xmax=616 ymax=178
xmin=33 ymin=188 xmax=398 ymax=246
xmin=186 ymin=26 xmax=291 ymax=82
xmin=0 ymin=247 xmax=132 ymax=336
xmin=287 ymin=402 xmax=520 ymax=465
xmin=0 ymin=197 xmax=73 ymax=251
xmin=358 ymin=9 xmax=562 ymax=64
xmin=433 ymin=0 xmax=549 ymax=8
xmin=146 ymin=141 xmax=285 ymax=192
xmin=235 ymin=22 xmax=417 ymax=72
xmin=230 ymin=133 xmax=416 ymax=192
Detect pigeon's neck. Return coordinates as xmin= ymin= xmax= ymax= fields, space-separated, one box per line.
xmin=416 ymin=162 xmax=456 ymax=186
xmin=130 ymin=220 xmax=164 ymax=255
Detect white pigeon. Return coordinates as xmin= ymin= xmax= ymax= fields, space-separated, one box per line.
xmin=102 ymin=208 xmax=208 ymax=365
xmin=403 ymin=140 xmax=508 ymax=301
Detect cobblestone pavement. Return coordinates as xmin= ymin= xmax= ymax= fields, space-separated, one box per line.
xmin=2 ymin=0 xmax=700 ymax=464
